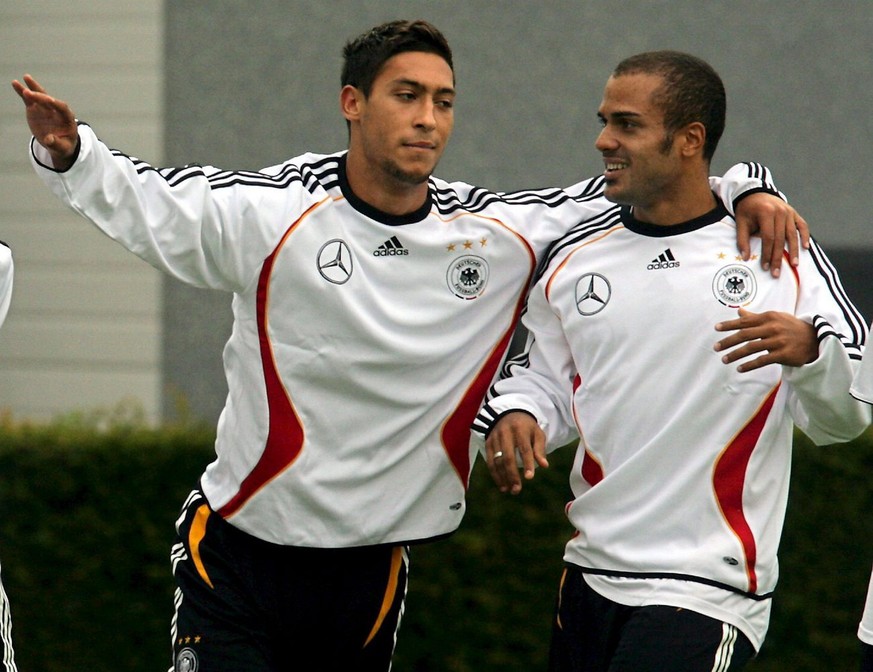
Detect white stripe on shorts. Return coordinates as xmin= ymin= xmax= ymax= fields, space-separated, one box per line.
xmin=710 ymin=622 xmax=738 ymax=672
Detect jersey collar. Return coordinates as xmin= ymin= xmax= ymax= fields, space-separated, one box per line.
xmin=620 ymin=195 xmax=730 ymax=238
xmin=338 ymin=154 xmax=434 ymax=226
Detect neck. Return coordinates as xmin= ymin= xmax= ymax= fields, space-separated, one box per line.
xmin=344 ymin=149 xmax=430 ymax=216
xmin=632 ymin=172 xmax=717 ymax=226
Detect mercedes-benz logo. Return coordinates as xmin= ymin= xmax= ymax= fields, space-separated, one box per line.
xmin=575 ymin=272 xmax=611 ymax=316
xmin=317 ymin=239 xmax=353 ymax=285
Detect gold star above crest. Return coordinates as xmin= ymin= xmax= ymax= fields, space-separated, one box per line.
xmin=463 ymin=240 xmax=473 ymax=250
xmin=446 ymin=243 xmax=456 ymax=252
xmin=480 ymin=237 xmax=488 ymax=247
xmin=717 ymin=252 xmax=726 ymax=260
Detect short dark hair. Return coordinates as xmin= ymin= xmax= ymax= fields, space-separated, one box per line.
xmin=613 ymin=50 xmax=726 ymax=162
xmin=341 ymin=20 xmax=454 ymax=97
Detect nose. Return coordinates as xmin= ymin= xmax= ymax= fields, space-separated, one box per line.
xmin=414 ymin=100 xmax=437 ymax=130
xmin=595 ymin=126 xmax=615 ymax=152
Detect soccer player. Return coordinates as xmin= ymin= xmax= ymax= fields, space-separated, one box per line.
xmin=474 ymin=51 xmax=870 ymax=671
xmin=850 ymin=334 xmax=873 ymax=672
xmin=14 ymin=21 xmax=806 ymax=672
xmin=0 ymin=241 xmax=19 ymax=672
xmin=857 ymin=572 xmax=873 ymax=672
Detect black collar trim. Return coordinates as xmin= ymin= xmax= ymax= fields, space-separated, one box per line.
xmin=337 ymin=154 xmax=433 ymax=226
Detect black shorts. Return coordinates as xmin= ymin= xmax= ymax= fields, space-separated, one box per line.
xmin=861 ymin=641 xmax=873 ymax=672
xmin=169 ymin=489 xmax=408 ymax=672
xmin=549 ymin=565 xmax=755 ymax=672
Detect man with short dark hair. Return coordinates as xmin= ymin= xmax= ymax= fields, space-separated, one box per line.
xmin=475 ymin=51 xmax=870 ymax=671
xmin=850 ymin=334 xmax=873 ymax=672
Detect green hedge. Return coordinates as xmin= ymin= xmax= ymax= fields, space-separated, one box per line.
xmin=0 ymin=412 xmax=870 ymax=671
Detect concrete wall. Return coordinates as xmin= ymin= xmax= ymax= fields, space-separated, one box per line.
xmin=0 ymin=1 xmax=164 ymax=422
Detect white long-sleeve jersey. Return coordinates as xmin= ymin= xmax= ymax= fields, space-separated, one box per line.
xmin=859 ymin=569 xmax=873 ymax=646
xmin=31 ymin=124 xmax=774 ymax=548
xmin=851 ymin=320 xmax=873 ymax=405
xmin=474 ymin=202 xmax=870 ymax=649
xmin=851 ymin=323 xmax=873 ymax=646
xmin=0 ymin=243 xmax=11 ymax=330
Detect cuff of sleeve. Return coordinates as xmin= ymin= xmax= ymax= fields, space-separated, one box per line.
xmin=782 ymin=316 xmax=850 ymax=383
xmin=732 ymin=186 xmax=784 ymax=214
xmin=30 ymin=123 xmax=82 ymax=173
xmin=472 ymin=395 xmax=541 ymax=439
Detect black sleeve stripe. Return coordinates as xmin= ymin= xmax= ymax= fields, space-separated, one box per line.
xmin=741 ymin=161 xmax=777 ymax=193
xmin=432 ymin=176 xmax=607 ymax=217
xmin=106 ymin=147 xmax=342 ymax=196
xmin=807 ymin=240 xmax=867 ymax=348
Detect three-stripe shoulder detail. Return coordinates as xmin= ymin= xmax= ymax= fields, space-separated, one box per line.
xmin=740 ymin=162 xmax=777 ymax=192
xmin=108 ymin=149 xmax=342 ymax=195
xmin=431 ymin=176 xmax=607 ymax=217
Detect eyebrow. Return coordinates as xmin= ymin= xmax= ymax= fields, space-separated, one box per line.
xmin=598 ymin=110 xmax=642 ymax=121
xmin=394 ymin=78 xmax=456 ymax=97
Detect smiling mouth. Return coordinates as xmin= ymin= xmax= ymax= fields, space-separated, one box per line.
xmin=604 ymin=160 xmax=628 ymax=174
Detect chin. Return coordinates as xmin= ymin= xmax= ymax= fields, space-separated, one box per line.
xmin=603 ymin=186 xmax=623 ymax=204
xmin=398 ymin=168 xmax=433 ymax=186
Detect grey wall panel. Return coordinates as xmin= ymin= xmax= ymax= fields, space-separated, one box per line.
xmin=164 ymin=1 xmax=873 ymax=422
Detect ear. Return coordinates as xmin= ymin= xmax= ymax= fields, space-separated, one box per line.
xmin=679 ymin=121 xmax=707 ymax=158
xmin=340 ymin=85 xmax=364 ymax=123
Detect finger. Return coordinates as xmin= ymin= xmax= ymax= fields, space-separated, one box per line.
xmin=719 ymin=340 xmax=769 ymax=365
xmin=518 ymin=441 xmax=538 ymax=482
xmin=715 ymin=333 xmax=755 ymax=353
xmin=736 ymin=215 xmax=751 ymax=262
xmin=755 ymin=216 xmax=773 ymax=271
xmin=735 ymin=352 xmax=777 ymax=373
xmin=784 ymin=217 xmax=801 ymax=268
xmin=23 ymin=74 xmax=46 ymax=94
xmin=492 ymin=439 xmax=522 ymax=494
xmin=523 ymin=424 xmax=549 ymax=478
xmin=10 ymin=80 xmax=44 ymax=104
xmin=795 ymin=213 xmax=810 ymax=250
xmin=766 ymin=210 xmax=787 ymax=278
xmin=533 ymin=438 xmax=549 ymax=471
xmin=485 ymin=450 xmax=507 ymax=492
xmin=714 ymin=309 xmax=760 ymax=334
xmin=714 ymin=318 xmax=746 ymax=333
xmin=485 ymin=438 xmax=513 ymax=493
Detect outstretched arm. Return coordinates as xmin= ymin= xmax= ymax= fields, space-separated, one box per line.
xmin=11 ymin=74 xmax=79 ymax=170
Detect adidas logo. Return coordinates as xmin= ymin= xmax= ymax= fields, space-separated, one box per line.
xmin=647 ymin=248 xmax=679 ymax=270
xmin=373 ymin=236 xmax=409 ymax=257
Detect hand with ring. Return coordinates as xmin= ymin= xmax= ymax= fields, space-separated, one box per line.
xmin=484 ymin=411 xmax=548 ymax=495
